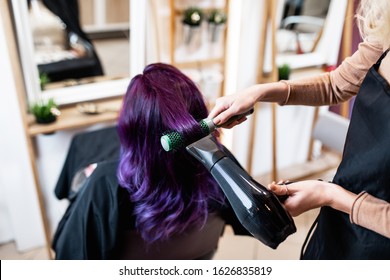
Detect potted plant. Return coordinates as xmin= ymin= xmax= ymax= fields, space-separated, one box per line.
xmin=39 ymin=72 xmax=50 ymax=90
xmin=182 ymin=7 xmax=203 ymax=46
xmin=278 ymin=63 xmax=291 ymax=81
xmin=208 ymin=9 xmax=227 ymax=42
xmin=30 ymin=98 xmax=61 ymax=124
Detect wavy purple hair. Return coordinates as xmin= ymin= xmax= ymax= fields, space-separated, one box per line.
xmin=117 ymin=63 xmax=225 ymax=243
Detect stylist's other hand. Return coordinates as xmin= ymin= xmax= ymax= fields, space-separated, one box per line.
xmin=268 ymin=180 xmax=332 ymax=217
xmin=208 ymin=85 xmax=258 ymax=127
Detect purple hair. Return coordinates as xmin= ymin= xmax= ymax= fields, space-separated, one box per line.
xmin=117 ymin=63 xmax=225 ymax=243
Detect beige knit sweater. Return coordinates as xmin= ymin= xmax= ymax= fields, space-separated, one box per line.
xmin=282 ymin=41 xmax=383 ymax=105
xmin=284 ymin=41 xmax=390 ymax=238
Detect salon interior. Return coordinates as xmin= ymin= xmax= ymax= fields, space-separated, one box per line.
xmin=0 ymin=0 xmax=358 ymax=260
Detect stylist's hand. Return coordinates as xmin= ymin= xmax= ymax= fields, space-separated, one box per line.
xmin=208 ymin=85 xmax=259 ymax=128
xmin=268 ymin=180 xmax=333 ymax=217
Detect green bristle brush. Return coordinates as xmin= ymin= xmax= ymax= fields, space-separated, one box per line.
xmin=161 ymin=109 xmax=254 ymax=152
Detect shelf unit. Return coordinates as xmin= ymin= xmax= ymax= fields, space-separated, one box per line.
xmin=27 ymin=97 xmax=122 ymax=136
xmin=168 ymin=0 xmax=229 ymax=106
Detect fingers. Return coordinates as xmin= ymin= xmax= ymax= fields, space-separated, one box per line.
xmin=267 ymin=181 xmax=283 ymax=194
xmin=267 ymin=179 xmax=293 ymax=195
xmin=208 ymin=107 xmax=224 ymax=121
xmin=235 ymin=116 xmax=247 ymax=125
xmin=208 ymin=100 xmax=231 ymax=121
xmin=284 ymin=184 xmax=289 ymax=196
xmin=277 ymin=179 xmax=290 ymax=185
xmin=208 ymin=96 xmax=243 ymax=126
xmin=212 ymin=107 xmax=237 ymax=126
xmin=221 ymin=116 xmax=247 ymax=129
xmin=211 ymin=129 xmax=221 ymax=138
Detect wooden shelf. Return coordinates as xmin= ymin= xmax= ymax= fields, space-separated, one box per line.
xmin=173 ymin=57 xmax=224 ymax=68
xmin=173 ymin=7 xmax=225 ymax=15
xmin=27 ymin=97 xmax=123 ymax=136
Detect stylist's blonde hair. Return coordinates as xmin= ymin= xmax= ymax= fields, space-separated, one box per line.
xmin=357 ymin=0 xmax=390 ymax=49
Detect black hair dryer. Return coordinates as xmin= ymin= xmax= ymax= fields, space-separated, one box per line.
xmin=186 ymin=135 xmax=296 ymax=249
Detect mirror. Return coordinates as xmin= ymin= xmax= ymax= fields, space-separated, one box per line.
xmin=275 ymin=0 xmax=347 ymax=69
xmin=12 ymin=0 xmax=130 ymax=105
xmin=277 ymin=0 xmax=331 ymax=55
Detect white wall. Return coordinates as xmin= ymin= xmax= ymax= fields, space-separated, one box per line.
xmin=0 ymin=176 xmax=13 ymax=244
xmin=0 ymin=10 xmax=45 ymax=250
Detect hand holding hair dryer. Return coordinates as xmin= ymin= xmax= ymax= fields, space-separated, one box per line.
xmin=185 ymin=135 xmax=296 ymax=249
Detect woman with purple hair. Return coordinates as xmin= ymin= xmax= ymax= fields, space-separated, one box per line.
xmin=52 ymin=63 xmax=248 ymax=259
xmin=117 ymin=63 xmax=226 ymax=243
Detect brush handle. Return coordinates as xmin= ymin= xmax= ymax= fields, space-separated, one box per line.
xmin=217 ymin=108 xmax=254 ymax=128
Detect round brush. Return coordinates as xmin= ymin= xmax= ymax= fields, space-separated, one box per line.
xmin=161 ymin=109 xmax=254 ymax=151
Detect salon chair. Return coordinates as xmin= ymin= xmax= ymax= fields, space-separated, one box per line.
xmin=311 ymin=109 xmax=349 ymax=155
xmin=118 ymin=213 xmax=226 ymax=260
xmin=301 ymin=108 xmax=349 ymax=181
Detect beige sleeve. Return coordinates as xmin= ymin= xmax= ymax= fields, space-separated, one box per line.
xmin=281 ymin=41 xmax=383 ymax=106
xmin=350 ymin=192 xmax=390 ymax=239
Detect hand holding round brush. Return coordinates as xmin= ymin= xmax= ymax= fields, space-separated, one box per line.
xmin=161 ymin=108 xmax=254 ymax=152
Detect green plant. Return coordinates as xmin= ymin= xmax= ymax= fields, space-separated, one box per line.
xmin=39 ymin=72 xmax=50 ymax=90
xmin=208 ymin=9 xmax=227 ymax=25
xmin=182 ymin=7 xmax=203 ymax=26
xmin=278 ymin=64 xmax=291 ymax=81
xmin=30 ymin=98 xmax=60 ymax=124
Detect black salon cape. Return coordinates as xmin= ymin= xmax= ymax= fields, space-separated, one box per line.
xmin=52 ymin=159 xmax=250 ymax=260
xmin=55 ymin=126 xmax=120 ymax=200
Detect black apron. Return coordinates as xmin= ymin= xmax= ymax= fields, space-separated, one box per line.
xmin=302 ymin=50 xmax=390 ymax=259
